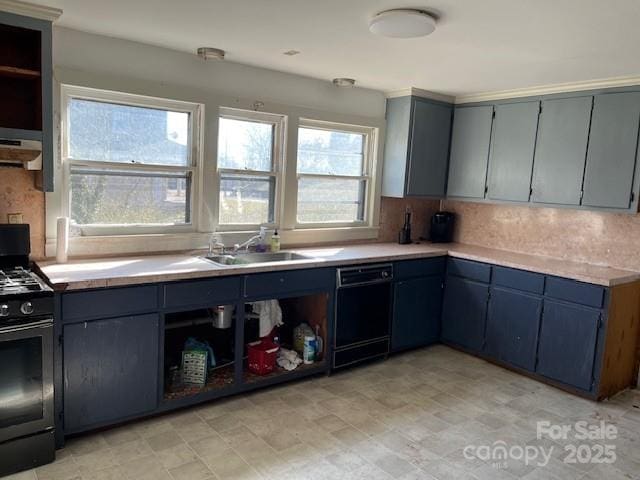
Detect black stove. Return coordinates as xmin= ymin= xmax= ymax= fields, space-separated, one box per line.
xmin=0 ymin=267 xmax=48 ymax=293
xmin=0 ymin=224 xmax=55 ymax=476
xmin=0 ymin=226 xmax=53 ymax=324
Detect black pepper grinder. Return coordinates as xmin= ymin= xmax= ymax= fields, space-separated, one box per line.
xmin=398 ymin=206 xmax=412 ymax=244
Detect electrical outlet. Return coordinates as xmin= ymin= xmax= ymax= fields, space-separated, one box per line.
xmin=7 ymin=213 xmax=23 ymax=224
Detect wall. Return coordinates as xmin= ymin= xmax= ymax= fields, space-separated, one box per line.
xmin=45 ymin=27 xmax=387 ymax=256
xmin=0 ymin=168 xmax=45 ymax=259
xmin=443 ymin=200 xmax=640 ymax=271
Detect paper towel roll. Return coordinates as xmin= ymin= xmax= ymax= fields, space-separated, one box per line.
xmin=56 ymin=217 xmax=69 ymax=264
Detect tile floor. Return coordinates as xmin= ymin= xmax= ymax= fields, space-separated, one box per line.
xmin=8 ymin=345 xmax=640 ymax=480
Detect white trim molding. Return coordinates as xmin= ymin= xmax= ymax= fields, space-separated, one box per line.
xmin=0 ymin=0 xmax=62 ymax=21
xmin=455 ymin=75 xmax=640 ymax=104
xmin=386 ymin=75 xmax=640 ymax=105
xmin=386 ymin=87 xmax=455 ymax=104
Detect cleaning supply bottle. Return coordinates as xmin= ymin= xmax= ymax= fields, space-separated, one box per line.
xmin=314 ymin=324 xmax=324 ymax=361
xmin=270 ymin=229 xmax=281 ymax=252
xmin=255 ymin=226 xmax=268 ymax=252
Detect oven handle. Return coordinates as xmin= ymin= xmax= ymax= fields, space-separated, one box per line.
xmin=0 ymin=318 xmax=53 ymax=334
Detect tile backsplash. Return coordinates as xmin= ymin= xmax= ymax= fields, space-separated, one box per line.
xmin=0 ymin=168 xmax=45 ymax=259
xmin=442 ymin=200 xmax=640 ymax=272
xmin=377 ymin=197 xmax=440 ymax=243
xmin=3 ymin=170 xmax=639 ymax=273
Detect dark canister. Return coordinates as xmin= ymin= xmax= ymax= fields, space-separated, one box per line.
xmin=430 ymin=211 xmax=455 ymax=243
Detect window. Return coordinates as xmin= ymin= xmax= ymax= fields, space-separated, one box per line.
xmin=216 ymin=108 xmax=285 ymax=228
xmin=62 ymin=86 xmax=201 ymax=234
xmin=296 ymin=120 xmax=373 ymax=225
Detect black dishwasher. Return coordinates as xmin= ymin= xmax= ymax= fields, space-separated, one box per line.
xmin=333 ymin=264 xmax=393 ymax=369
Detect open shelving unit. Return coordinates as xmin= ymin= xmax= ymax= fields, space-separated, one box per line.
xmin=0 ymin=23 xmax=43 ymax=132
xmin=241 ymin=293 xmax=330 ymax=384
xmin=162 ymin=307 xmax=237 ymax=402
xmin=159 ymin=291 xmax=331 ymax=409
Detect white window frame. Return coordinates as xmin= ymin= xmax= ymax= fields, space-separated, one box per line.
xmin=294 ymin=118 xmax=376 ymax=229
xmin=60 ymin=85 xmax=203 ymax=236
xmin=215 ymin=107 xmax=286 ymax=232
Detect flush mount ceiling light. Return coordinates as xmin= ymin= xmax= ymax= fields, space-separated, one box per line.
xmin=197 ymin=47 xmax=225 ymax=60
xmin=332 ymin=78 xmax=356 ymax=87
xmin=369 ymin=9 xmax=437 ymax=38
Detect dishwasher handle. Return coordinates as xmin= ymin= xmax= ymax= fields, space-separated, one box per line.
xmin=337 ymin=264 xmax=393 ymax=287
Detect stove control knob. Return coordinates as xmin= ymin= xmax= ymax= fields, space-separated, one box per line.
xmin=20 ymin=302 xmax=34 ymax=315
xmin=0 ymin=304 xmax=9 ymax=317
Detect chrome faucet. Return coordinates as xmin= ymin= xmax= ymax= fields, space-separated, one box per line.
xmin=208 ymin=234 xmax=227 ymax=256
xmin=233 ymin=226 xmax=267 ymax=253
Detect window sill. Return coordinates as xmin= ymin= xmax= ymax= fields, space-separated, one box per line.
xmin=45 ymin=227 xmax=380 ymax=258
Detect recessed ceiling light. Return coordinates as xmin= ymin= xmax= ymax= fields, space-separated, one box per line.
xmin=369 ymin=9 xmax=436 ymax=38
xmin=333 ymin=78 xmax=356 ymax=88
xmin=283 ymin=50 xmax=301 ymax=56
xmin=197 ymin=47 xmax=225 ymax=60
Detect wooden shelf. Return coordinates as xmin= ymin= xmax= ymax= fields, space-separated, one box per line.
xmin=0 ymin=65 xmax=41 ymax=80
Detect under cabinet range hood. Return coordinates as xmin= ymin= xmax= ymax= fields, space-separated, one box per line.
xmin=0 ymin=138 xmax=43 ymax=170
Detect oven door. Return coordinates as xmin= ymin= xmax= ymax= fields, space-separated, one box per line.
xmin=335 ymin=282 xmax=392 ymax=348
xmin=0 ymin=319 xmax=54 ymax=443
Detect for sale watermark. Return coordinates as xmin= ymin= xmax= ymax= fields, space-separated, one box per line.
xmin=463 ymin=420 xmax=617 ymax=469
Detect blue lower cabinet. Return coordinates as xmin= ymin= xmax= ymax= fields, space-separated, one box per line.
xmin=536 ymin=300 xmax=601 ymax=391
xmin=485 ymin=287 xmax=542 ymax=371
xmin=392 ymin=276 xmax=442 ymax=352
xmin=63 ymin=314 xmax=160 ymax=433
xmin=441 ymin=275 xmax=489 ymax=352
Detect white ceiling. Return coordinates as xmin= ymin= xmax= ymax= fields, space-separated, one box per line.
xmin=32 ymin=0 xmax=640 ymax=96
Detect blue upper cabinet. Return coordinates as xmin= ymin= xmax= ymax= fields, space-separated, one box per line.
xmin=530 ymin=96 xmax=593 ymax=205
xmin=447 ymin=105 xmax=494 ymax=199
xmin=486 ymin=101 xmax=540 ymax=202
xmin=381 ymin=96 xmax=452 ymax=198
xmin=0 ymin=11 xmax=54 ymax=191
xmin=581 ymin=92 xmax=640 ymax=210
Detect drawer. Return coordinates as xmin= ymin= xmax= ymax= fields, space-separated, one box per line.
xmin=545 ymin=277 xmax=605 ymax=309
xmin=244 ymin=268 xmax=334 ymax=298
xmin=493 ymin=266 xmax=545 ymax=294
xmin=62 ymin=285 xmax=159 ymax=323
xmin=447 ymin=258 xmax=491 ymax=283
xmin=333 ymin=339 xmax=389 ymax=369
xmin=394 ymin=257 xmax=446 ymax=280
xmin=163 ymin=277 xmax=241 ymax=309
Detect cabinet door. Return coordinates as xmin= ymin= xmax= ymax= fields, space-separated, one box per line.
xmin=582 ymin=92 xmax=640 ymax=209
xmin=485 ymin=288 xmax=542 ymax=371
xmin=531 ymin=96 xmax=593 ymax=205
xmin=441 ymin=275 xmax=489 ymax=352
xmin=406 ymin=99 xmax=452 ymax=197
xmin=63 ymin=314 xmax=160 ymax=432
xmin=382 ymin=96 xmax=412 ymax=198
xmin=487 ymin=101 xmax=540 ymax=202
xmin=392 ymin=276 xmax=442 ymax=351
xmin=447 ymin=105 xmax=494 ymax=198
xmin=536 ymin=300 xmax=600 ymax=391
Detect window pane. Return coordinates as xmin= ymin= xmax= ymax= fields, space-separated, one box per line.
xmin=297 ymin=177 xmax=365 ymax=223
xmin=68 ymin=98 xmax=190 ymax=166
xmin=219 ymin=174 xmax=275 ymax=225
xmin=70 ymin=169 xmax=190 ymax=225
xmin=218 ymin=117 xmax=274 ymax=171
xmin=297 ymin=127 xmax=364 ymax=176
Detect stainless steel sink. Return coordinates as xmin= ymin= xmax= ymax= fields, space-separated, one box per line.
xmin=202 ymin=251 xmax=312 ymax=266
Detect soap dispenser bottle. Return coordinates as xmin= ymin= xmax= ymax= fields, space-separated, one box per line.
xmin=398 ymin=206 xmax=412 ymax=244
xmin=270 ymin=229 xmax=281 ymax=252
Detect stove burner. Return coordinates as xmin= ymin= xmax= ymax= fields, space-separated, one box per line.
xmin=0 ymin=267 xmax=47 ymax=294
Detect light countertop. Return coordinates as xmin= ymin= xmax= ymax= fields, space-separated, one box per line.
xmin=37 ymin=242 xmax=640 ymax=291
